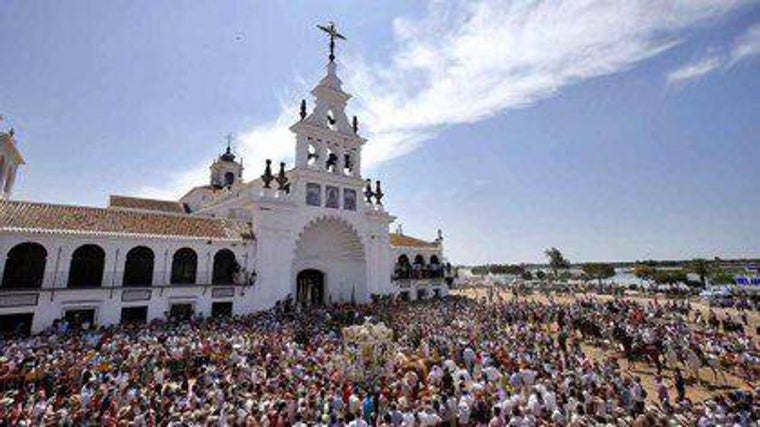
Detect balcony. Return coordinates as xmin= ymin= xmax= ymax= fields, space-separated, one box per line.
xmin=392 ymin=264 xmax=453 ymax=281
xmin=0 ymin=282 xmax=250 ymax=308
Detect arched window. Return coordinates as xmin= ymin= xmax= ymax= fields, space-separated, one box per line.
xmin=212 ymin=249 xmax=238 ymax=285
xmin=68 ymin=245 xmax=105 ymax=288
xmin=429 ymin=255 xmax=442 ymax=277
xmin=398 ymin=254 xmax=411 ymax=268
xmin=224 ymin=171 xmax=235 ymax=187
xmin=2 ymin=242 xmax=47 ymax=289
xmin=413 ymin=254 xmax=425 ymax=266
xmin=396 ymin=254 xmax=411 ymax=279
xmin=171 ymin=248 xmax=197 ymax=285
xmin=122 ymin=246 xmax=154 ymax=287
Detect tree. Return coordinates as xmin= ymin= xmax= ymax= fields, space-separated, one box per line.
xmin=521 ymin=270 xmax=533 ymax=280
xmin=687 ymin=258 xmax=712 ymax=288
xmin=581 ymin=263 xmax=616 ymax=285
xmin=653 ymin=269 xmax=688 ymax=286
xmin=544 ymin=247 xmax=570 ymax=281
xmin=711 ymin=270 xmax=734 ymax=285
xmin=535 ymin=270 xmax=546 ymax=281
xmin=633 ymin=264 xmax=656 ymax=283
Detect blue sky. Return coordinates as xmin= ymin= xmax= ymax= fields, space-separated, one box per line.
xmin=1 ymin=1 xmax=758 ymax=264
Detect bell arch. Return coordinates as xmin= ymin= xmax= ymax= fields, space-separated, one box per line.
xmin=292 ymin=215 xmax=366 ymax=304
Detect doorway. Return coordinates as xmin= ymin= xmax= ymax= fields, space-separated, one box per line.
xmin=0 ymin=313 xmax=33 ymax=337
xmin=121 ymin=306 xmax=148 ymax=324
xmin=211 ymin=302 xmax=233 ymax=318
xmin=64 ymin=309 xmax=96 ymax=330
xmin=296 ymin=269 xmax=325 ymax=307
xmin=169 ymin=303 xmax=194 ymax=321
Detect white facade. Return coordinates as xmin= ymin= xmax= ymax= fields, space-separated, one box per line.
xmin=0 ymin=40 xmax=452 ymax=334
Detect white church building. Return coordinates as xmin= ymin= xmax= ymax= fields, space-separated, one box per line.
xmin=0 ymin=28 xmax=453 ymax=335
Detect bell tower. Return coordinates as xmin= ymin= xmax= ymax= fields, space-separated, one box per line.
xmin=210 ymin=134 xmax=244 ymax=189
xmin=290 ymin=22 xmax=364 ymax=179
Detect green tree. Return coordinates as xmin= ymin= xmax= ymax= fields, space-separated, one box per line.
xmin=535 ymin=270 xmax=546 ymax=281
xmin=582 ymin=263 xmax=616 ymax=285
xmin=687 ymin=258 xmax=712 ymax=287
xmin=633 ymin=264 xmax=656 ymax=283
xmin=653 ymin=269 xmax=688 ymax=286
xmin=544 ymin=247 xmax=570 ymax=281
xmin=521 ymin=270 xmax=533 ymax=280
xmin=711 ymin=270 xmax=735 ymax=285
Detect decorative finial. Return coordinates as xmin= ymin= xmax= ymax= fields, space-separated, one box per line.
xmin=374 ymin=180 xmax=384 ymax=205
xmin=261 ymin=159 xmax=274 ymax=189
xmin=221 ymin=133 xmax=236 ymax=161
xmin=8 ymin=128 xmax=14 ymax=138
xmin=316 ymin=21 xmax=346 ymax=62
xmin=225 ymin=133 xmax=233 ymax=152
xmin=437 ymin=229 xmax=443 ymax=240
xmin=352 ymin=115 xmax=358 ymax=134
xmin=299 ymin=99 xmax=307 ymax=120
xmin=275 ymin=162 xmax=289 ymax=191
xmin=363 ymin=179 xmax=374 ymax=203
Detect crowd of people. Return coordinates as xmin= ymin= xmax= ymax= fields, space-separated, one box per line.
xmin=0 ymin=291 xmax=757 ymax=425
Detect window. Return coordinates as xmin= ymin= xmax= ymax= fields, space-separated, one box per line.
xmin=325 ymin=186 xmax=340 ymax=209
xmin=171 ymin=248 xmax=197 ymax=284
xmin=306 ymin=183 xmax=321 ymax=206
xmin=343 ymin=189 xmax=357 ymax=211
xmin=121 ymin=306 xmax=148 ymax=324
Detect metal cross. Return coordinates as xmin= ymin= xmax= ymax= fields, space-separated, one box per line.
xmin=225 ymin=133 xmax=234 ymax=150
xmin=317 ymin=21 xmax=346 ymax=62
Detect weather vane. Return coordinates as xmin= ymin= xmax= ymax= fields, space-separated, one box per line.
xmin=317 ymin=21 xmax=346 ymax=62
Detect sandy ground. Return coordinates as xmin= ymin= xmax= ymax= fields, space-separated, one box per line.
xmin=452 ymin=287 xmax=758 ymax=404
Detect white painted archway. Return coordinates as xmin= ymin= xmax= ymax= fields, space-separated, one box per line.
xmin=291 ymin=216 xmax=366 ymax=304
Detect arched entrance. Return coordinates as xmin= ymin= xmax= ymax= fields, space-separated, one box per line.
xmin=296 ymin=269 xmax=325 ymax=306
xmin=292 ymin=216 xmax=366 ymax=304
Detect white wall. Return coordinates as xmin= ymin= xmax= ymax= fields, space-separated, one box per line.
xmin=0 ymin=231 xmax=254 ymax=332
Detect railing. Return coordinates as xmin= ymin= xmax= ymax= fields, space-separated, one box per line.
xmin=0 ymin=283 xmax=250 ymax=306
xmin=392 ymin=266 xmax=448 ymax=280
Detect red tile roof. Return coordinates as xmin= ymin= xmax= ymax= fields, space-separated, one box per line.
xmin=0 ymin=200 xmax=252 ymax=241
xmin=389 ymin=233 xmax=438 ymax=248
xmin=109 ymin=195 xmax=185 ymax=214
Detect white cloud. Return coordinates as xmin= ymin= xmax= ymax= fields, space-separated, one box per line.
xmin=666 ymin=55 xmax=723 ymax=84
xmin=666 ymin=22 xmax=760 ymax=85
xmin=137 ymin=0 xmax=751 ymax=199
xmin=730 ymin=23 xmax=760 ymax=63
